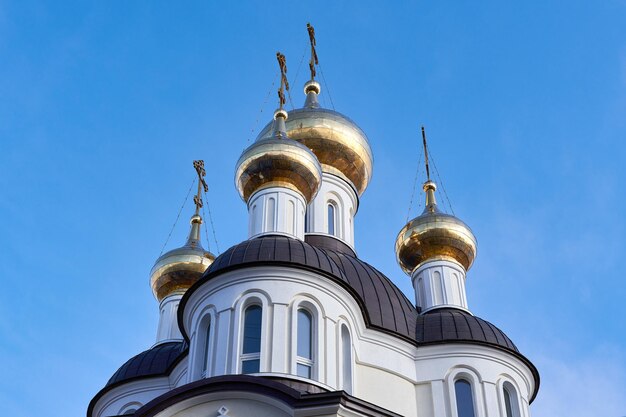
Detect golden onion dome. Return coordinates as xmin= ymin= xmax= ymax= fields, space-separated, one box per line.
xmin=236 ymin=109 xmax=322 ymax=203
xmin=150 ymin=214 xmax=215 ymax=302
xmin=256 ymin=81 xmax=373 ymax=196
xmin=395 ymin=180 xmax=477 ymax=275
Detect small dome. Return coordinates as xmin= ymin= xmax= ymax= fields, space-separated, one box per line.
xmin=395 ymin=181 xmax=477 ymax=275
xmin=235 ymin=110 xmax=322 ymax=203
xmin=256 ymin=82 xmax=373 ymax=196
xmin=150 ymin=215 xmax=215 ymax=301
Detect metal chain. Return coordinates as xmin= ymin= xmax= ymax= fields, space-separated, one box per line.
xmin=289 ymin=45 xmax=308 ymax=109
xmin=428 ymin=150 xmax=455 ymax=216
xmin=203 ymin=188 xmax=221 ymax=255
xmin=201 ymin=198 xmax=211 ymax=252
xmin=159 ymin=177 xmax=196 ymax=256
xmin=317 ymin=62 xmax=335 ymax=110
xmin=406 ymin=150 xmax=424 ymax=223
xmin=249 ymin=74 xmax=278 ymax=142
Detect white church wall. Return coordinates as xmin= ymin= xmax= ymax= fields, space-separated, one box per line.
xmin=306 ymin=173 xmax=358 ymax=248
xmin=154 ymin=393 xmax=292 ymax=417
xmin=354 ymin=363 xmax=418 ymax=417
xmin=415 ymin=344 xmax=535 ymax=417
xmin=181 ymin=266 xmax=419 ymax=393
xmin=411 ymin=258 xmax=470 ymax=313
xmin=92 ymin=378 xmax=171 ymax=417
xmin=95 ymin=265 xmax=536 ymax=417
xmin=248 ymin=187 xmax=307 ymax=239
xmin=156 ymin=294 xmax=184 ymax=344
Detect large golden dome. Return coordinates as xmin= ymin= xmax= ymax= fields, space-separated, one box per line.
xmin=395 ymin=181 xmax=477 ymax=275
xmin=150 ymin=214 xmax=215 ymax=301
xmin=236 ymin=109 xmax=322 ymax=203
xmin=256 ymin=81 xmax=373 ymax=196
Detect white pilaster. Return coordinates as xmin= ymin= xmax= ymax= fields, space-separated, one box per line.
xmin=156 ymin=294 xmax=183 ymax=344
xmin=305 ymin=173 xmax=358 ymax=248
xmin=412 ymin=258 xmax=469 ymax=313
xmin=247 ymin=187 xmax=307 ymax=240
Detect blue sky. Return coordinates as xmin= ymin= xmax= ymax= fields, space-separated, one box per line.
xmin=1 ymin=1 xmax=625 ymax=416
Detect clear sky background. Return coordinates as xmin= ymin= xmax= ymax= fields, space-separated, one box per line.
xmin=1 ymin=1 xmax=625 ymax=416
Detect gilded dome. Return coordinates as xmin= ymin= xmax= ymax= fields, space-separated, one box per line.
xmin=235 ymin=110 xmax=322 ymax=203
xmin=150 ymin=215 xmax=215 ymax=301
xmin=395 ymin=181 xmax=477 ymax=275
xmin=256 ymin=81 xmax=373 ymax=196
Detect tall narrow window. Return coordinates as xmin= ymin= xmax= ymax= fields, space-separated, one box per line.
xmin=287 ymin=200 xmax=295 ymax=235
xmin=433 ymin=271 xmax=443 ymax=305
xmin=266 ymin=198 xmax=276 ymax=231
xmin=418 ymin=277 xmax=425 ymax=309
xmin=327 ymin=202 xmax=336 ymax=236
xmin=241 ymin=305 xmax=262 ymax=374
xmin=296 ymin=309 xmax=313 ymax=378
xmin=455 ymin=379 xmax=476 ymax=417
xmin=341 ymin=324 xmax=352 ymax=393
xmin=503 ymin=382 xmax=520 ymax=417
xmin=250 ymin=204 xmax=257 ymax=235
xmin=201 ymin=318 xmax=211 ymax=377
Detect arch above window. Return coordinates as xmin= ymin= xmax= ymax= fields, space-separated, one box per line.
xmin=119 ymin=402 xmax=142 ymax=415
xmin=201 ymin=316 xmax=211 ymax=377
xmin=340 ymin=323 xmax=353 ymax=393
xmin=503 ymin=381 xmax=521 ymax=417
xmin=241 ymin=305 xmax=262 ymax=374
xmin=296 ymin=308 xmax=313 ymax=378
xmin=454 ymin=379 xmax=476 ymax=417
xmin=327 ymin=201 xmax=337 ymax=236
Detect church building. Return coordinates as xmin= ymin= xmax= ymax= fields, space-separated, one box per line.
xmin=87 ymin=25 xmax=539 ymax=417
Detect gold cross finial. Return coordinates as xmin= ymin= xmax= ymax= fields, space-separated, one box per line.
xmin=421 ymin=126 xmax=431 ymax=181
xmin=276 ymin=52 xmax=289 ymax=109
xmin=307 ymin=23 xmax=319 ymax=81
xmin=193 ymin=160 xmax=208 ymax=215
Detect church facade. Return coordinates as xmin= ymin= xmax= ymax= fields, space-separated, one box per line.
xmin=87 ymin=28 xmax=539 ymax=417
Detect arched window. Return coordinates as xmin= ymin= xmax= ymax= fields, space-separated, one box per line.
xmin=201 ymin=317 xmax=211 ymax=377
xmin=433 ymin=270 xmax=443 ymax=305
xmin=266 ymin=198 xmax=276 ymax=231
xmin=296 ymin=309 xmax=314 ymax=378
xmin=455 ymin=379 xmax=476 ymax=417
xmin=327 ymin=202 xmax=336 ymax=236
xmin=341 ymin=324 xmax=353 ymax=393
xmin=503 ymin=382 xmax=520 ymax=417
xmin=287 ymin=200 xmax=295 ymax=235
xmin=418 ymin=277 xmax=425 ymax=308
xmin=122 ymin=410 xmax=136 ymax=416
xmin=241 ymin=305 xmax=262 ymax=374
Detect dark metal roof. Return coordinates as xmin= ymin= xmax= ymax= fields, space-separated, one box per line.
xmin=90 ymin=235 xmax=539 ymax=414
xmin=304 ymin=233 xmax=356 ymax=256
xmin=320 ymin=248 xmax=418 ymax=341
xmin=204 ymin=235 xmax=418 ymax=342
xmin=134 ymin=375 xmax=402 ymax=417
xmin=106 ymin=341 xmax=187 ymax=387
xmin=202 ymin=235 xmax=521 ymax=352
xmin=417 ymin=308 xmax=518 ymax=352
xmin=206 ymin=235 xmax=346 ymax=280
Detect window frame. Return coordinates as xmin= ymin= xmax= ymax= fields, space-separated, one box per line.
xmin=295 ymin=308 xmax=314 ymax=378
xmin=339 ymin=322 xmax=353 ymax=393
xmin=240 ymin=304 xmax=263 ymax=374
xmin=446 ymin=367 xmax=483 ymax=417
xmin=290 ymin=298 xmax=322 ymax=380
xmin=200 ymin=314 xmax=213 ymax=378
xmin=327 ymin=200 xmax=337 ymax=236
xmin=498 ymin=378 xmax=522 ymax=417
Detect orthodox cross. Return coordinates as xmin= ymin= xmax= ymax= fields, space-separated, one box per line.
xmin=193 ymin=160 xmax=208 ymax=215
xmin=307 ymin=22 xmax=319 ymax=80
xmin=421 ymin=126 xmax=431 ymax=181
xmin=276 ymin=52 xmax=289 ymax=109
